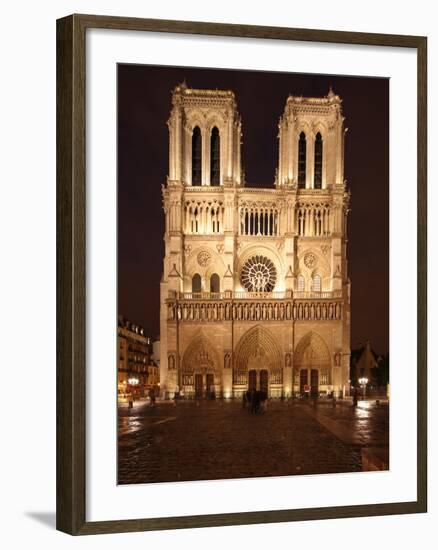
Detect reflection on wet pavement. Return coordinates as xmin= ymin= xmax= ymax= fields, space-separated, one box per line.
xmin=117 ymin=399 xmax=388 ymax=484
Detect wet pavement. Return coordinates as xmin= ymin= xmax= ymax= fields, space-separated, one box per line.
xmin=118 ymin=398 xmax=388 ymax=485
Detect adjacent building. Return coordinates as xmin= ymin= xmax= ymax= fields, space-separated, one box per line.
xmin=160 ymin=83 xmax=351 ymax=399
xmin=117 ymin=316 xmax=157 ymax=399
xmin=350 ymin=340 xmax=388 ymax=389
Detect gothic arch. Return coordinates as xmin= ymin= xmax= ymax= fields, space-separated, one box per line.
xmin=294 ymin=331 xmax=331 ymax=370
xmin=185 ymin=110 xmax=206 ymax=132
xmin=311 ymin=121 xmax=328 ymax=139
xmin=298 ymin=248 xmax=330 ymax=279
xmin=191 ymin=125 xmax=202 ymax=185
xmin=185 ymin=246 xmax=225 ymax=281
xmin=182 ymin=332 xmax=220 ymax=375
xmin=296 ymin=121 xmax=312 ymax=136
xmin=234 ymin=325 xmax=282 ymax=373
xmin=205 ymin=111 xmax=226 ymax=131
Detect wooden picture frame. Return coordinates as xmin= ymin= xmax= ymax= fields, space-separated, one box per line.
xmin=56 ymin=13 xmax=427 ymax=535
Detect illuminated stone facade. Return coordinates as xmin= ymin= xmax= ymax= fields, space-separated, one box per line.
xmin=160 ymin=83 xmax=350 ymax=399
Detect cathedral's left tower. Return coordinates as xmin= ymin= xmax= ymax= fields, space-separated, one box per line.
xmin=160 ymin=82 xmax=242 ymax=396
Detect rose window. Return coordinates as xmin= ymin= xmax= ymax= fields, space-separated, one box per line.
xmin=240 ymin=256 xmax=277 ymax=292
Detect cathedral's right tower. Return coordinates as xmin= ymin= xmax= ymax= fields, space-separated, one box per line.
xmin=276 ymin=88 xmax=351 ymax=397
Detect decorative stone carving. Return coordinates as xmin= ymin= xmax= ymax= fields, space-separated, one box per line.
xmin=304 ymin=253 xmax=317 ymax=269
xmin=321 ymin=244 xmax=331 ymax=255
xmin=168 ymin=296 xmax=343 ymax=323
xmin=197 ymin=250 xmax=211 ymax=267
xmin=168 ymin=354 xmax=176 ymax=370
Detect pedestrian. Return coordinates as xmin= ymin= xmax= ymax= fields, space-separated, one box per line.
xmin=148 ymin=387 xmax=156 ymax=408
xmin=352 ymin=386 xmax=358 ymax=407
xmin=255 ymin=391 xmax=262 ymax=414
xmin=260 ymin=391 xmax=268 ymax=413
xmin=242 ymin=391 xmax=247 ymax=409
xmin=173 ymin=384 xmax=180 ymax=406
xmin=250 ymin=389 xmax=257 ymax=414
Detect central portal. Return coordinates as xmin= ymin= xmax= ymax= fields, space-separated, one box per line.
xmin=234 ymin=325 xmax=282 ymax=397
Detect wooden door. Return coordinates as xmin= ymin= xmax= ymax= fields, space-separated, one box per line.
xmin=311 ymin=369 xmax=319 ymax=397
xmin=260 ymin=369 xmax=268 ymax=395
xmin=195 ymin=373 xmax=203 ymax=399
xmin=300 ymin=369 xmax=308 ymax=394
xmin=206 ymin=373 xmax=214 ymax=397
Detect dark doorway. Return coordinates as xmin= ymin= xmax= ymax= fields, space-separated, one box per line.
xmin=206 ymin=373 xmax=214 ymax=397
xmin=311 ymin=369 xmax=319 ymax=397
xmin=300 ymin=369 xmax=308 ymax=394
xmin=248 ymin=369 xmax=257 ymax=391
xmin=195 ymin=373 xmax=203 ymax=399
xmin=260 ymin=369 xmax=268 ymax=394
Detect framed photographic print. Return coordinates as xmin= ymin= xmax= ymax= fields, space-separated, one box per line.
xmin=56 ymin=14 xmax=427 ymax=535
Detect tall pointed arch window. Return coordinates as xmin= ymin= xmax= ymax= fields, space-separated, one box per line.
xmin=312 ymin=274 xmax=321 ymax=293
xmin=192 ymin=126 xmax=202 ymax=185
xmin=192 ymin=273 xmax=202 ymax=293
xmin=314 ymin=132 xmax=323 ymax=189
xmin=210 ymin=127 xmax=220 ymax=186
xmin=297 ymin=274 xmax=305 ymax=292
xmin=210 ymin=273 xmax=220 ymax=293
xmin=298 ymin=132 xmax=306 ymax=188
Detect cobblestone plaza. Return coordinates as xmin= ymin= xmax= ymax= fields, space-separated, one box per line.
xmin=118 ymin=399 xmax=388 ymax=484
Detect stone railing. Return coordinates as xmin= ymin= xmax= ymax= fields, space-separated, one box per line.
xmin=171 ymin=290 xmax=341 ymax=300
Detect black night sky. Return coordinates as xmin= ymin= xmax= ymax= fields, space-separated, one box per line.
xmin=118 ymin=64 xmax=389 ymax=354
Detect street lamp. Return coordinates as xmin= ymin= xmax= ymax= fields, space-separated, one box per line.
xmin=358 ymin=376 xmax=368 ymax=400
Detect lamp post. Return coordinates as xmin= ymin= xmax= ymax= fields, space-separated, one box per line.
xmin=358 ymin=376 xmax=368 ymax=400
xmin=128 ymin=377 xmax=139 ymax=408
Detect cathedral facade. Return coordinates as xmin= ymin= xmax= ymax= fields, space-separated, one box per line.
xmin=160 ymin=82 xmax=351 ymax=399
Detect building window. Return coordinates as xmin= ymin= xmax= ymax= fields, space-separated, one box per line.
xmin=210 ymin=273 xmax=220 ymax=293
xmin=312 ymin=274 xmax=321 ymax=292
xmin=298 ymin=132 xmax=306 ymax=188
xmin=192 ymin=273 xmax=202 ymax=293
xmin=297 ymin=274 xmax=305 ymax=292
xmin=210 ymin=127 xmax=220 ymax=186
xmin=314 ymin=132 xmax=323 ymax=189
xmin=192 ymin=126 xmax=202 ymax=185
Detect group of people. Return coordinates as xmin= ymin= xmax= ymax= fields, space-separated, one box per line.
xmin=242 ymin=389 xmax=268 ymax=414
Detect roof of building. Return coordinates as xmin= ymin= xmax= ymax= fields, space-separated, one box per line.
xmin=352 ymin=341 xmax=380 ymax=371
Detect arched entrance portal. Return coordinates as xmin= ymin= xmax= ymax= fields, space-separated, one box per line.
xmin=294 ymin=332 xmax=331 ymax=397
xmin=233 ymin=325 xmax=282 ymax=397
xmin=182 ymin=333 xmax=220 ymax=398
